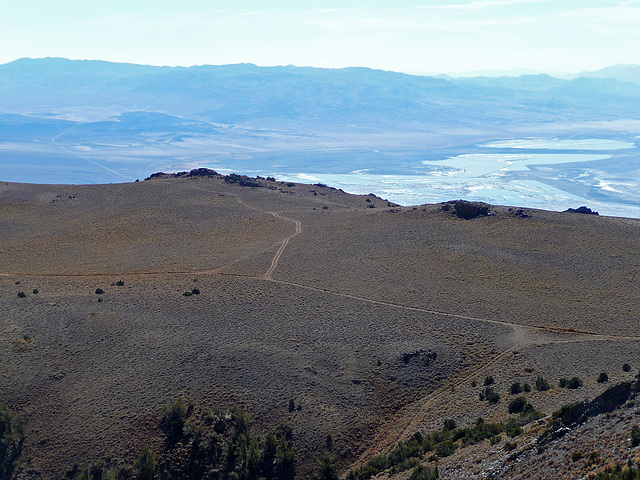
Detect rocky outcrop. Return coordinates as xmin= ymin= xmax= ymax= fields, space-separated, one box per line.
xmin=564 ymin=206 xmax=599 ymax=215
xmin=440 ymin=200 xmax=492 ymax=219
xmin=538 ymin=382 xmax=635 ymax=446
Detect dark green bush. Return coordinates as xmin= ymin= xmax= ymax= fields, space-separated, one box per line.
xmin=191 ymin=288 xmax=200 ymax=295
xmin=435 ymin=440 xmax=456 ymax=457
xmin=95 ymin=288 xmax=104 ymax=295
xmin=479 ymin=388 xmax=500 ymax=404
xmin=523 ymin=383 xmax=531 ymax=393
xmin=32 ymin=289 xmax=39 ymax=294
xmin=16 ymin=291 xmax=26 ymax=298
xmin=597 ymin=372 xmax=609 ymax=383
xmin=457 ymin=418 xmax=503 ymax=447
xmin=443 ymin=419 xmax=456 ymax=431
xmin=317 ymin=454 xmax=339 ymax=480
xmin=484 ymin=376 xmax=495 ymax=386
xmin=552 ymin=402 xmax=579 ymax=421
xmin=624 ymin=363 xmax=632 ymax=372
xmin=559 ymin=377 xmax=583 ymax=389
xmin=593 ymin=464 xmax=640 ymax=479
xmin=508 ymin=396 xmax=527 ymax=414
xmin=160 ymin=397 xmax=188 ymax=440
xmin=535 ymin=376 xmax=550 ymax=391
xmin=183 ymin=291 xmax=193 ymax=296
xmin=0 ymin=403 xmax=24 ymax=478
xmin=631 ymin=426 xmax=640 ymax=447
xmin=408 ymin=464 xmax=439 ymax=480
xmin=116 ymin=280 xmax=124 ymax=286
xmin=134 ymin=446 xmax=156 ymax=480
xmin=519 ymin=404 xmax=543 ymax=425
xmin=504 ymin=441 xmax=517 ymax=451
xmin=509 ymin=382 xmax=523 ymax=395
xmin=505 ymin=418 xmax=522 ymax=437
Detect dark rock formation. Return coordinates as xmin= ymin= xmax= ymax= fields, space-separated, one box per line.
xmin=538 ymin=382 xmax=634 ymax=446
xmin=564 ymin=206 xmax=599 ymax=215
xmin=441 ymin=200 xmax=492 ymax=219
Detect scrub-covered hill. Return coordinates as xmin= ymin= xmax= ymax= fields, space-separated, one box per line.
xmin=1 ymin=173 xmax=639 ymax=478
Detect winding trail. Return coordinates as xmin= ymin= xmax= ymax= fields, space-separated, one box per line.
xmin=264 ymin=213 xmax=302 ymax=279
xmin=186 ymin=185 xmax=302 ymax=279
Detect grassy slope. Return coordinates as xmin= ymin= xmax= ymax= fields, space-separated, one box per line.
xmin=1 ymin=176 xmax=639 ymax=478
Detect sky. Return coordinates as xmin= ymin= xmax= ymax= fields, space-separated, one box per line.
xmin=1 ymin=0 xmax=640 ymax=75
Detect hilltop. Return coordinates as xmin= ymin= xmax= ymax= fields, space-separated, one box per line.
xmin=2 ymin=173 xmax=640 ymax=478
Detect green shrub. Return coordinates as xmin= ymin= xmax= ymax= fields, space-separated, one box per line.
xmin=597 ymin=372 xmax=609 ymax=383
xmin=443 ymin=419 xmax=456 ymax=431
xmin=479 ymin=388 xmax=500 ymax=403
xmin=134 ymin=446 xmax=156 ymax=480
xmin=16 ymin=291 xmax=26 ymax=298
xmin=317 ymin=454 xmax=339 ymax=480
xmin=160 ymin=397 xmax=188 ymax=440
xmin=552 ymin=402 xmax=580 ymax=422
xmin=631 ymin=426 xmax=640 ymax=447
xmin=116 ymin=280 xmax=124 ymax=286
xmin=559 ymin=377 xmax=583 ymax=389
xmin=523 ymin=383 xmax=531 ymax=392
xmin=457 ymin=418 xmax=503 ymax=447
xmin=505 ymin=418 xmax=522 ymax=437
xmin=0 ymin=403 xmax=24 ymax=478
xmin=183 ymin=291 xmax=193 ymax=296
xmin=471 ymin=380 xmax=477 ymax=387
xmin=519 ymin=404 xmax=543 ymax=425
xmin=484 ymin=376 xmax=495 ymax=386
xmin=509 ymin=382 xmax=523 ymax=395
xmin=191 ymin=288 xmax=200 ymax=295
xmin=32 ymin=289 xmax=39 ymax=294
xmin=508 ymin=396 xmax=527 ymax=414
xmin=535 ymin=376 xmax=550 ymax=391
xmin=95 ymin=288 xmax=104 ymax=295
xmin=593 ymin=464 xmax=640 ymax=479
xmin=435 ymin=439 xmax=456 ymax=457
xmin=408 ymin=464 xmax=439 ymax=480
xmin=624 ymin=363 xmax=632 ymax=372
xmin=490 ymin=435 xmax=502 ymax=446
xmin=504 ymin=441 xmax=517 ymax=451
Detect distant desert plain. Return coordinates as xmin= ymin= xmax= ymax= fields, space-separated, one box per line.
xmin=2 ymin=170 xmax=640 ymax=479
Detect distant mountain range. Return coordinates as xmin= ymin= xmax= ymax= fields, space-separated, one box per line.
xmin=2 ymin=58 xmax=640 ymax=128
xmin=1 ymin=58 xmax=639 ymax=218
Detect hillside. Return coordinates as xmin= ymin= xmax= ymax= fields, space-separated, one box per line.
xmin=2 ymin=173 xmax=640 ymax=478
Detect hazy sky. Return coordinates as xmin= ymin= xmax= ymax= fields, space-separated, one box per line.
xmin=2 ymin=0 xmax=639 ymax=74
